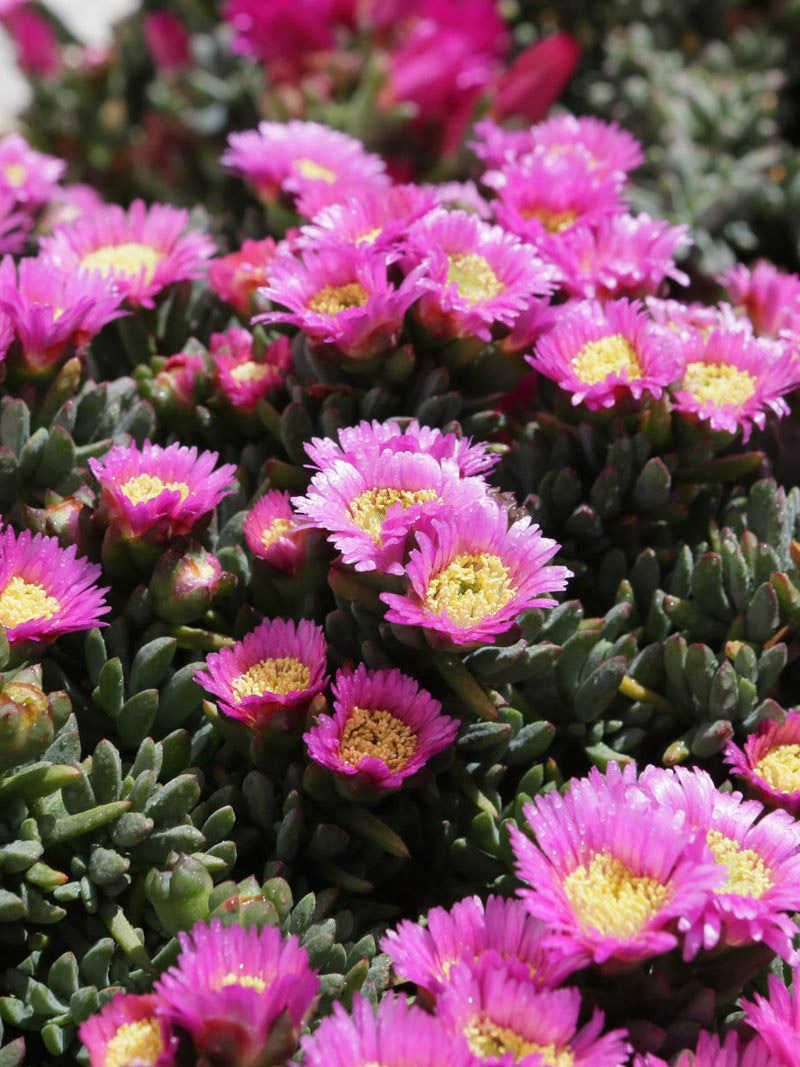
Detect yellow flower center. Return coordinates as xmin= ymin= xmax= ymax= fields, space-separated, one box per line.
xmin=261 ymin=518 xmax=292 ymax=550
xmin=464 ymin=1019 xmax=574 ymax=1066
xmin=0 ymin=577 xmax=60 ymax=629
xmin=562 ymin=852 xmax=671 ymax=939
xmin=218 ymin=972 xmax=267 ymax=992
xmin=521 ymin=207 xmax=577 ymax=234
xmin=230 ymin=360 xmax=272 ymax=383
xmin=340 ymin=706 xmax=418 ymax=772
xmin=119 ymin=474 xmax=190 ymax=506
xmin=80 ymin=242 xmax=163 ymax=282
xmin=706 ymin=829 xmax=773 ymax=899
xmin=308 ymin=282 xmax=369 ymax=315
xmin=446 ymin=253 xmax=504 ymax=305
xmin=104 ymin=1019 xmax=164 ymax=1067
xmin=682 ymin=362 xmax=756 ymax=408
xmin=425 ymin=552 xmax=516 ymax=628
xmin=347 ymin=487 xmax=438 ymax=544
xmin=294 ymin=159 xmax=337 ymax=183
xmin=755 ymin=744 xmax=800 ymax=796
xmin=231 ymin=657 xmax=311 ymax=700
xmin=356 ymin=227 xmax=383 ymax=245
xmin=3 ymin=163 xmax=27 ymax=188
xmin=572 ymin=334 xmax=642 ymax=385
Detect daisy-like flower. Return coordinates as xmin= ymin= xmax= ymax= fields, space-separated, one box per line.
xmin=404 ymin=210 xmax=555 ymax=341
xmin=79 ymin=993 xmax=176 ymax=1067
xmin=670 ymin=327 xmax=800 ymax=440
xmin=741 ymin=971 xmax=800 ymax=1067
xmin=39 ymin=200 xmax=215 ymax=309
xmin=304 ymin=419 xmax=499 ymax=477
xmin=436 ymin=955 xmax=630 ymax=1067
xmin=0 ymin=133 xmax=65 ymax=207
xmin=296 ymin=184 xmax=436 ymax=253
xmin=645 ymin=296 xmax=747 ymax=338
xmin=381 ymin=497 xmax=571 ymax=647
xmin=0 ymin=254 xmax=125 ymax=376
xmin=509 ymin=763 xmax=722 ymax=967
xmin=726 ymin=711 xmax=800 ymax=815
xmin=155 ymin=919 xmax=318 ymax=1065
xmin=208 ymin=237 xmax=278 ymax=315
xmin=634 ymin=1031 xmax=753 ymax=1067
xmin=381 ymin=894 xmax=582 ymax=997
xmin=195 ymin=616 xmax=328 ymax=728
xmin=300 ymin=993 xmax=466 ymax=1067
xmin=721 ymin=260 xmax=800 ymax=338
xmin=0 ymin=189 xmax=31 ymax=254
xmin=243 ymin=491 xmax=308 ymax=573
xmin=210 ymin=326 xmax=290 ymax=412
xmin=88 ymin=440 xmax=237 ymax=540
xmin=256 ymin=246 xmax=427 ymax=361
xmin=0 ymin=526 xmax=109 ymax=646
xmin=293 ymin=452 xmax=488 ymax=575
xmin=528 ymin=298 xmax=681 ymax=409
xmin=304 ymin=664 xmax=458 ymax=792
xmin=529 ymin=114 xmax=644 ymax=179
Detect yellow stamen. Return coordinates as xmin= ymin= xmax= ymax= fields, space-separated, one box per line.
xmin=347 ymin=487 xmax=438 ymax=544
xmin=446 ymin=253 xmax=504 ymax=305
xmin=308 ymin=282 xmax=369 ymax=315
xmin=572 ymin=334 xmax=642 ymax=385
xmin=294 ymin=159 xmax=336 ymax=183
xmin=464 ymin=1019 xmax=574 ymax=1066
xmin=755 ymin=744 xmax=800 ymax=796
xmin=232 ymin=657 xmax=310 ymax=700
xmin=3 ymin=163 xmax=27 ymax=188
xmin=682 ymin=361 xmax=756 ymax=408
xmin=230 ymin=360 xmax=272 ymax=383
xmin=104 ymin=1019 xmax=164 ymax=1067
xmin=261 ymin=518 xmax=292 ymax=550
xmin=340 ymin=706 xmax=418 ymax=771
xmin=706 ymin=829 xmax=773 ymax=899
xmin=521 ymin=207 xmax=577 ymax=234
xmin=356 ymin=227 xmax=383 ymax=245
xmin=425 ymin=552 xmax=516 ymax=628
xmin=119 ymin=474 xmax=190 ymax=506
xmin=0 ymin=577 xmax=59 ymax=629
xmin=80 ymin=242 xmax=163 ymax=282
xmin=563 ymin=852 xmax=670 ymax=939
xmin=218 ymin=972 xmax=267 ymax=992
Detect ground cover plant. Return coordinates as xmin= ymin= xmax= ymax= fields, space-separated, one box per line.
xmin=3 ymin=2 xmax=800 ymax=1066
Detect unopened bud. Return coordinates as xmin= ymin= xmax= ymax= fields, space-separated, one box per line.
xmin=145 ymin=853 xmax=213 ymax=934
xmin=149 ymin=544 xmax=234 ymax=624
xmin=0 ymin=681 xmax=53 ymax=770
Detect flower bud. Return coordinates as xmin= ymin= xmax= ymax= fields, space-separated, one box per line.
xmin=145 ymin=853 xmax=213 ymax=935
xmin=24 ymin=490 xmax=94 ymax=552
xmin=0 ymin=679 xmax=53 ymax=770
xmin=150 ymin=544 xmax=235 ymax=624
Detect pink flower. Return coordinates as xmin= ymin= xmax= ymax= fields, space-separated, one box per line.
xmin=381 ymin=497 xmax=571 ymax=646
xmin=79 ymin=993 xmax=176 ymax=1067
xmin=88 ymin=440 xmax=237 ymax=539
xmin=0 ymin=133 xmax=64 ymax=207
xmin=195 ymin=616 xmax=328 ymax=727
xmin=741 ymin=970 xmax=800 ymax=1067
xmin=528 ymin=298 xmax=681 ymax=409
xmin=720 ymin=260 xmax=800 ymax=338
xmin=222 ymin=0 xmax=342 ymax=81
xmin=634 ymin=1031 xmax=755 ymax=1067
xmin=489 ymin=33 xmax=580 ymax=123
xmin=0 ymin=526 xmax=109 ymax=646
xmin=645 ymin=296 xmax=744 ymax=338
xmin=4 ymin=7 xmax=60 ymax=77
xmin=726 ymin=711 xmax=800 ymax=815
xmin=243 ymin=491 xmax=308 ymax=573
xmin=0 ymin=189 xmax=31 ymax=254
xmin=210 ymin=326 xmax=290 ymax=412
xmin=208 ymin=237 xmax=278 ymax=315
xmin=40 ymin=200 xmax=215 ymax=308
xmin=296 ymin=184 xmax=436 ymax=253
xmin=144 ymin=11 xmax=190 ymax=72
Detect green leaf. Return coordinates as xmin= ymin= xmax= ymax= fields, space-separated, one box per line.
xmin=129 ymin=638 xmax=177 ymax=694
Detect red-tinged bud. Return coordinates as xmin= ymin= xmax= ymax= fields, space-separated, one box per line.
xmin=24 ymin=491 xmax=94 ymax=552
xmin=0 ymin=679 xmax=53 ymax=770
xmin=144 ymin=11 xmax=190 ymax=73
xmin=490 ymin=33 xmax=579 ymax=123
xmin=150 ymin=543 xmax=235 ymax=624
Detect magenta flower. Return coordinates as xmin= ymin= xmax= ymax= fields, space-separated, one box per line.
xmin=436 ymin=955 xmax=631 ymax=1067
xmin=0 ymin=526 xmax=109 ymax=646
xmin=154 ymin=919 xmax=318 ymax=1064
xmin=645 ymin=296 xmax=745 ymax=338
xmin=208 ymin=237 xmax=278 ymax=315
xmin=528 ymin=298 xmax=681 ymax=409
xmin=381 ymin=497 xmax=571 ymax=646
xmin=195 ymin=616 xmax=328 ymax=728
xmin=88 ymin=440 xmax=237 ymax=540
xmin=79 ymin=993 xmax=176 ymax=1067
xmin=40 ymin=200 xmax=215 ymax=308
xmin=0 ymin=189 xmax=31 ymax=254
xmin=210 ymin=326 xmax=290 ymax=412
xmin=243 ymin=491 xmax=308 ymax=573
xmin=404 ymin=209 xmax=555 ymax=341
xmin=741 ymin=971 xmax=800 ymax=1067
xmin=300 ymin=993 xmax=466 ymax=1067
xmin=509 ymin=763 xmax=722 ymax=967
xmin=670 ymin=327 xmax=800 ymax=440
xmin=726 ymin=712 xmax=800 ymax=815
xmin=381 ymin=894 xmax=582 ymax=997
xmin=304 ymin=663 xmax=458 ymax=792
xmin=721 ymin=260 xmax=800 ymax=338
xmin=3 ymin=6 xmax=60 ymax=77
xmin=256 ymin=246 xmax=426 ymax=361
xmin=144 ymin=11 xmax=190 ymax=72
xmin=304 ymin=419 xmax=499 ymax=478
xmin=297 ymin=184 xmax=436 ymax=253
xmin=0 ymin=133 xmax=64 ymax=207
xmin=222 ymin=0 xmax=346 ymax=81
xmin=293 ymin=452 xmax=487 ymax=575
xmin=634 ymin=1032 xmax=749 ymax=1067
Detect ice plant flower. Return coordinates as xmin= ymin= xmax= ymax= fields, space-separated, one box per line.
xmin=243 ymin=491 xmax=308 ymax=573
xmin=4 ymin=6 xmax=60 ymax=77
xmin=144 ymin=11 xmax=190 ymax=72
xmin=296 ymin=184 xmax=436 ymax=252
xmin=210 ymin=326 xmax=290 ymax=412
xmin=404 ymin=209 xmax=555 ymax=341
xmin=88 ymin=440 xmax=237 ymax=540
xmin=634 ymin=1032 xmax=751 ymax=1067
xmin=381 ymin=497 xmax=571 ymax=646
xmin=304 ymin=664 xmax=458 ymax=792
xmin=40 ymin=200 xmax=215 ymax=308
xmin=208 ymin=237 xmax=278 ymax=315
xmin=0 ymin=133 xmax=65 ymax=207
xmin=0 ymin=190 xmax=31 ymax=254
xmin=154 ymin=919 xmax=318 ymax=1064
xmin=256 ymin=246 xmax=427 ymax=362
xmin=222 ymin=0 xmax=349 ymax=81
xmin=79 ymin=993 xmax=176 ymax=1067
xmin=381 ymin=894 xmax=582 ymax=997
xmin=436 ymin=955 xmax=630 ymax=1067
xmin=726 ymin=711 xmax=800 ymax=815
xmin=509 ymin=763 xmax=722 ymax=967
xmin=195 ymin=617 xmax=328 ymax=727
xmin=0 ymin=526 xmax=109 ymax=646
xmin=293 ymin=452 xmax=488 ymax=575
xmin=528 ymin=298 xmax=681 ymax=409
xmin=721 ymin=260 xmax=800 ymax=338
xmin=670 ymin=327 xmax=800 ymax=440
xmin=741 ymin=970 xmax=800 ymax=1067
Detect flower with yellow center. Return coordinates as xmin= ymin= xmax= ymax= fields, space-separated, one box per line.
xmin=446 ymin=253 xmax=504 ymax=305
xmin=0 ymin=577 xmax=60 ymax=630
xmin=261 ymin=518 xmax=293 ymax=551
xmin=562 ymin=852 xmax=671 ymax=939
xmin=348 ymin=487 xmax=438 ymax=544
xmin=3 ymin=162 xmax=27 ymax=188
xmin=682 ymin=361 xmax=757 ymax=408
xmin=232 ymin=657 xmax=311 ymax=700
xmin=464 ymin=1019 xmax=574 ymax=1067
xmin=308 ymin=282 xmax=370 ymax=315
xmin=81 ymin=242 xmax=163 ymax=283
xmin=104 ymin=1019 xmax=164 ymax=1067
xmin=522 ymin=207 xmax=577 ymax=234
xmin=120 ymin=474 xmax=190 ymax=506
xmin=229 ymin=360 xmax=273 ymax=384
xmin=218 ymin=972 xmax=268 ymax=992
xmin=571 ymin=334 xmax=643 ymax=386
xmin=755 ymin=744 xmax=800 ymax=795
xmin=294 ymin=159 xmax=337 ymax=183
xmin=340 ymin=707 xmax=418 ymax=771
xmin=356 ymin=227 xmax=383 ymax=245
xmin=425 ymin=552 xmax=516 ymax=628
xmin=706 ymin=829 xmax=773 ymax=899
